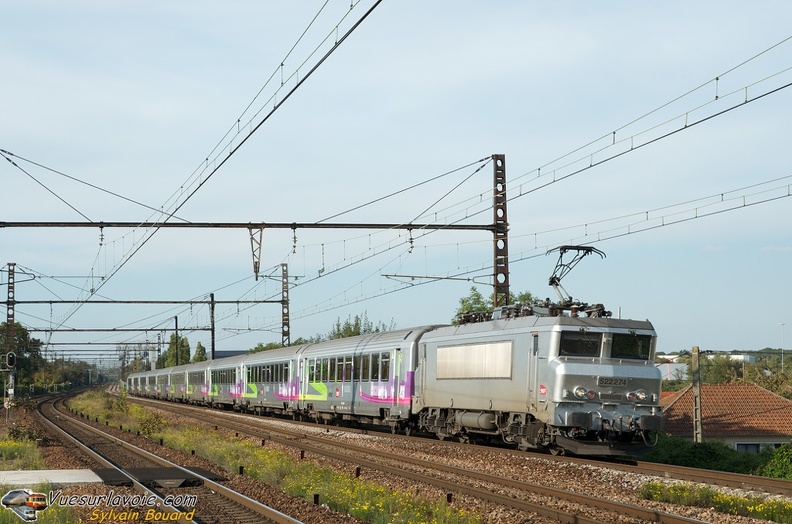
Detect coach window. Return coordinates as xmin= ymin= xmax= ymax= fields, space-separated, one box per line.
xmin=381 ymin=353 xmax=390 ymax=380
xmin=322 ymin=358 xmax=330 ymax=381
xmin=329 ymin=358 xmax=337 ymax=382
xmin=371 ymin=354 xmax=380 ymax=381
xmin=362 ymin=354 xmax=370 ymax=381
xmin=353 ymin=356 xmax=361 ymax=381
xmin=344 ymin=356 xmax=353 ymax=382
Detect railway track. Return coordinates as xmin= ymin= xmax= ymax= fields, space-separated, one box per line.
xmin=560 ymin=455 xmax=792 ymax=499
xmin=127 ymin=395 xmax=723 ymax=524
xmin=37 ymin=395 xmax=304 ymax=524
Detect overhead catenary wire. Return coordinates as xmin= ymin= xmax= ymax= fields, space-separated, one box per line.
xmin=1 ymin=150 xmax=92 ymax=222
xmin=6 ymin=27 xmax=791 ymax=355
xmin=0 ymin=149 xmax=191 ymax=223
xmin=22 ymin=1 xmax=385 ymax=333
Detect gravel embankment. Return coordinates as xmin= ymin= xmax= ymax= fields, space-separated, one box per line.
xmin=36 ymin=404 xmax=789 ymax=524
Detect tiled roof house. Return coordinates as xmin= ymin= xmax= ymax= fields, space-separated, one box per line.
xmin=661 ymin=383 xmax=792 ymax=452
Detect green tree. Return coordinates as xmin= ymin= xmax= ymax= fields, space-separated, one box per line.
xmin=250 ymin=314 xmax=394 ymax=350
xmin=700 ymin=354 xmax=742 ymax=383
xmin=762 ymin=443 xmax=792 ymax=479
xmin=0 ymin=322 xmax=44 ymax=386
xmin=455 ymin=287 xmax=489 ymax=317
xmin=453 ymin=287 xmax=535 ymax=321
xmin=328 ymin=313 xmax=395 ymax=339
xmin=250 ymin=341 xmax=284 ymax=353
xmin=157 ymin=334 xmax=191 ymax=368
xmin=744 ymin=365 xmax=791 ymax=400
xmin=191 ymin=341 xmax=208 ymax=363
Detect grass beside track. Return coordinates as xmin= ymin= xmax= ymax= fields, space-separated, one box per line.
xmin=641 ymin=481 xmax=792 ymax=523
xmin=70 ymin=390 xmax=479 ymax=524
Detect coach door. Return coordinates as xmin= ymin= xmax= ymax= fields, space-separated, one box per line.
xmin=299 ymin=356 xmax=308 ymax=410
xmin=527 ymin=332 xmax=540 ymax=410
xmin=391 ymin=348 xmax=400 ymax=410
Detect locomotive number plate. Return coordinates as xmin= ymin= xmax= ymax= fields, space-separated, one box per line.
xmin=598 ymin=377 xmax=628 ymax=387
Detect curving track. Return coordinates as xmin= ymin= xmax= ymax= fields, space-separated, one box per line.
xmin=37 ymin=394 xmax=303 ymax=524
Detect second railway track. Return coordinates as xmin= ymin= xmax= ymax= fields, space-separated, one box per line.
xmin=37 ymin=394 xmax=308 ymax=524
xmin=125 ymin=394 xmax=777 ymax=524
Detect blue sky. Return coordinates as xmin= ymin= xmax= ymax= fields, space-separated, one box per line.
xmin=2 ymin=1 xmax=791 ymax=366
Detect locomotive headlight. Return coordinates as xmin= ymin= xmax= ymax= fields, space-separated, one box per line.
xmin=573 ymin=386 xmax=588 ymax=399
xmin=626 ymin=389 xmax=648 ymax=402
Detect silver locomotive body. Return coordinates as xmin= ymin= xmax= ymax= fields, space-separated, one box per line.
xmin=414 ymin=314 xmax=663 ymax=455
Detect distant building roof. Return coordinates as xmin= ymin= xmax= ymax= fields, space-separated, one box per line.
xmin=661 ymin=383 xmax=792 ymax=439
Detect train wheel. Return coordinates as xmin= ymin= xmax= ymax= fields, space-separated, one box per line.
xmin=549 ymin=446 xmax=565 ymax=456
xmin=404 ymin=425 xmax=413 ymax=437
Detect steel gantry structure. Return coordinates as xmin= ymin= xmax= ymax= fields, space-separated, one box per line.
xmin=3 ymin=153 xmax=511 ymax=355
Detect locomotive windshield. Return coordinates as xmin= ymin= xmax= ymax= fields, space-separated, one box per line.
xmin=558 ymin=331 xmax=602 ymax=357
xmin=611 ymin=333 xmax=652 ymax=360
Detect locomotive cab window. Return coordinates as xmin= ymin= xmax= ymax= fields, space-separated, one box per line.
xmin=559 ymin=331 xmax=602 ymax=357
xmin=610 ymin=333 xmax=652 ymax=360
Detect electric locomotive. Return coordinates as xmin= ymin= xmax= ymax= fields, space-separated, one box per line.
xmin=413 ymin=303 xmax=663 ymax=456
